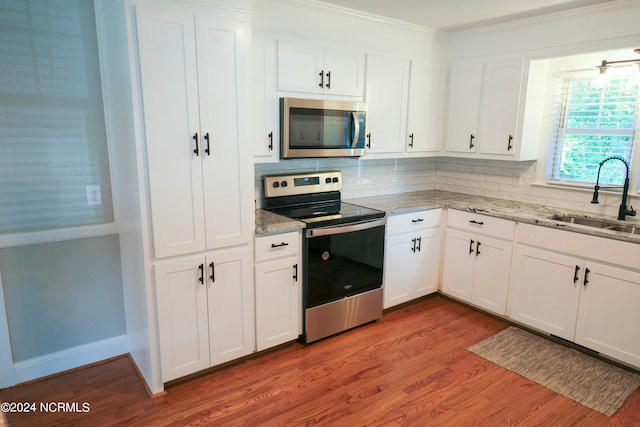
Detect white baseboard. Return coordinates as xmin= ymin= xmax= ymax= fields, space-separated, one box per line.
xmin=11 ymin=334 xmax=129 ymax=386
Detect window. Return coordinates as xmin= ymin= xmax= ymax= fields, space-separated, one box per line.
xmin=548 ymin=71 xmax=639 ymax=186
xmin=0 ymin=0 xmax=113 ymax=235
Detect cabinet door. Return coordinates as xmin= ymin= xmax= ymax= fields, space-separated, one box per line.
xmin=414 ymin=228 xmax=442 ymax=297
xmin=198 ymin=16 xmax=252 ymax=250
xmin=383 ymin=232 xmax=421 ymax=308
xmin=575 ymin=262 xmax=640 ymax=368
xmin=445 ymin=61 xmax=483 ymax=154
xmin=478 ymin=57 xmax=524 ymax=156
xmin=323 ymin=47 xmax=365 ymax=97
xmin=207 ymin=246 xmax=255 ymax=366
xmin=441 ymin=228 xmax=476 ymax=302
xmin=406 ymin=60 xmax=447 ymax=154
xmin=155 ymin=255 xmax=209 ymax=382
xmin=364 ymin=54 xmax=409 ymax=155
xmin=277 ymin=40 xmax=324 ymax=94
xmin=136 ymin=8 xmax=206 ymax=258
xmin=508 ymin=245 xmax=582 ymax=341
xmin=255 ymin=257 xmax=300 ymax=351
xmin=252 ymin=34 xmax=278 ymax=162
xmin=471 ymin=236 xmax=512 ymax=315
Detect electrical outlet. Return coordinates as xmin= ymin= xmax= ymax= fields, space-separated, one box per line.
xmin=86 ymin=185 xmax=102 ymax=206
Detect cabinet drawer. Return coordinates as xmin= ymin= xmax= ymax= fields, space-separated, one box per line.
xmin=447 ymin=209 xmax=515 ymax=240
xmin=386 ymin=209 xmax=442 ymax=235
xmin=255 ymin=231 xmax=299 ymax=262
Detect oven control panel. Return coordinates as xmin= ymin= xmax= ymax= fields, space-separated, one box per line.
xmin=263 ymin=171 xmax=342 ymax=198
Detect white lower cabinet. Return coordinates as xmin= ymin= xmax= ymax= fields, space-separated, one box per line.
xmin=508 ymin=245 xmax=582 ymax=340
xmin=383 ymin=209 xmax=442 ymax=309
xmin=509 ymin=224 xmax=640 ymax=368
xmin=575 ymin=262 xmax=640 ymax=367
xmin=155 ymin=246 xmax=255 ymax=382
xmin=441 ymin=210 xmax=514 ymax=315
xmin=254 ymin=231 xmax=302 ymax=351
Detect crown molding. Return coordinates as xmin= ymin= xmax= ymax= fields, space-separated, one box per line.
xmin=450 ymin=0 xmax=637 ymax=39
xmin=272 ymin=0 xmax=444 ymax=36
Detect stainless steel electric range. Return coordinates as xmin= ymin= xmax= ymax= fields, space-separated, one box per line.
xmin=263 ymin=171 xmax=386 ymax=343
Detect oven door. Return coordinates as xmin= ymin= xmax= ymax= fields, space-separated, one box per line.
xmin=304 ymin=218 xmax=385 ymax=308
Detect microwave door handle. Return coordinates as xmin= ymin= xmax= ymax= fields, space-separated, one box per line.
xmin=351 ymin=112 xmax=360 ymax=149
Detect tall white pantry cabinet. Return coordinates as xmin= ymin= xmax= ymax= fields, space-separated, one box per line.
xmin=95 ymin=0 xmax=254 ymax=392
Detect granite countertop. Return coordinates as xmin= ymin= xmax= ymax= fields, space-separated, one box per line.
xmin=255 ymin=209 xmax=305 ymax=235
xmin=347 ymin=190 xmax=640 ymax=244
xmin=255 ymin=189 xmax=640 ymax=244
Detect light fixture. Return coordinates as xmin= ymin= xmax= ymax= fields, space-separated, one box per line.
xmin=595 ymin=48 xmax=640 ymax=74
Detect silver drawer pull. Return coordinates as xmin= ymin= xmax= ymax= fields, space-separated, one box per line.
xmin=271 ymin=242 xmax=289 ymax=248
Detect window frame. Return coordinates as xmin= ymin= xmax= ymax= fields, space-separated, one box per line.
xmin=546 ymin=68 xmax=640 ymax=191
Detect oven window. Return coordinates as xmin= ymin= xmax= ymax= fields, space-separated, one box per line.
xmin=305 ymin=225 xmax=384 ymax=307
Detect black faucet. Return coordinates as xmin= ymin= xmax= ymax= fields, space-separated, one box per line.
xmin=591 ymin=156 xmax=636 ymax=220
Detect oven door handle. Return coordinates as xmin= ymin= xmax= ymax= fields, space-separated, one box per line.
xmin=305 ymin=217 xmax=386 ymax=238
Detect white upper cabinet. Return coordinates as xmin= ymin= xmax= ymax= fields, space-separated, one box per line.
xmin=406 ymin=60 xmax=447 ymax=155
xmin=445 ymin=56 xmax=535 ymax=160
xmin=477 ymin=57 xmax=524 ymax=156
xmin=363 ymin=56 xmax=446 ymax=159
xmin=445 ymin=60 xmax=483 ymax=155
xmin=252 ymin=32 xmax=279 ymax=163
xmin=277 ymin=39 xmax=365 ymax=97
xmin=364 ymin=54 xmax=409 ymax=155
xmin=136 ymin=7 xmax=253 ymax=258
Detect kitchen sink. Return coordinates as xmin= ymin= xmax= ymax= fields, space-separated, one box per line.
xmin=605 ymin=224 xmax=639 ymax=234
xmin=551 ymin=214 xmax=639 ymax=235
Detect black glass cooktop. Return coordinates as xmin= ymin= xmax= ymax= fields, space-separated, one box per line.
xmin=268 ymin=201 xmax=385 ymax=228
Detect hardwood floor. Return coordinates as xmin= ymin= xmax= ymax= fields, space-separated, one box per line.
xmin=1 ymin=295 xmax=639 ymax=426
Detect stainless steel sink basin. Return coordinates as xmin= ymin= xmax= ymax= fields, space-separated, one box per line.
xmin=551 ymin=214 xmax=639 ymax=235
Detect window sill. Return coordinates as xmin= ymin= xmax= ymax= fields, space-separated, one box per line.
xmin=538 ymin=180 xmax=625 ymax=193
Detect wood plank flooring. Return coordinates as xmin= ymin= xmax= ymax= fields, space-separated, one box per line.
xmin=1 ymin=295 xmax=639 ymax=426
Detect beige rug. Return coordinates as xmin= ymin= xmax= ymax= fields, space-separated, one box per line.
xmin=468 ymin=326 xmax=640 ymax=416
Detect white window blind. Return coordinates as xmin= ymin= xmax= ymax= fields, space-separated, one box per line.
xmin=549 ymin=71 xmax=639 ymax=186
xmin=0 ymin=0 xmax=113 ymax=234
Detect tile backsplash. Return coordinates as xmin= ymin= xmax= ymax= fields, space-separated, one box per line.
xmin=254 ymin=157 xmax=437 ymax=207
xmin=435 ymin=157 xmax=635 ymax=217
xmin=255 ymin=157 xmax=636 ymax=217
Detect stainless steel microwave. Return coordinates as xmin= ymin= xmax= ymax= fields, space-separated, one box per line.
xmin=280 ymin=98 xmax=367 ymax=159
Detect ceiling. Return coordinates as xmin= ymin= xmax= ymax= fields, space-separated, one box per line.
xmin=315 ymin=0 xmax=621 ymax=32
